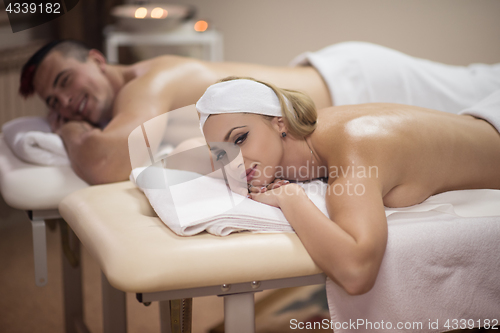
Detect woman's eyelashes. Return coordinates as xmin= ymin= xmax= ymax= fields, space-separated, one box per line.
xmin=234 ymin=131 xmax=249 ymax=145
xmin=61 ymin=75 xmax=69 ymax=87
xmin=215 ymin=150 xmax=226 ymax=161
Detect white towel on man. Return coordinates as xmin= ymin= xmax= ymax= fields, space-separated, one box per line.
xmin=292 ymin=42 xmax=500 ymax=114
xmin=1 ymin=116 xmax=70 ymax=166
xmin=460 ymin=89 xmax=500 ymax=133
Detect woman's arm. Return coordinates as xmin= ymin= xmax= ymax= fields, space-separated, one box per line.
xmin=250 ymin=177 xmax=387 ymax=295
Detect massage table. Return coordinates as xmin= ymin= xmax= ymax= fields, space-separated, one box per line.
xmin=58 ymin=179 xmax=500 ymax=333
xmin=56 ymin=106 xmax=497 ymax=333
xmin=0 ymin=108 xmax=258 ymax=333
xmin=0 ymin=106 xmax=199 ymax=291
xmin=0 ymin=134 xmax=95 ymax=332
xmin=58 ymin=180 xmax=326 ymax=333
xmin=4 ymin=105 xmax=500 ymax=332
xmin=0 ymin=131 xmax=325 ymax=333
xmin=0 ymin=134 xmax=88 ymax=285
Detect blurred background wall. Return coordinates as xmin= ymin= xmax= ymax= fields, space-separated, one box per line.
xmin=1 ymin=0 xmax=500 ymax=126
xmin=165 ymin=0 xmax=500 ymax=66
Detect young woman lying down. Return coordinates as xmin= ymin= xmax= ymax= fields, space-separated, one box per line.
xmin=196 ymin=77 xmax=500 ymax=295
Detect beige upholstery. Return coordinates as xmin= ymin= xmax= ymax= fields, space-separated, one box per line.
xmin=58 ymin=181 xmax=321 ymax=293
xmin=0 ymin=136 xmax=88 ymax=210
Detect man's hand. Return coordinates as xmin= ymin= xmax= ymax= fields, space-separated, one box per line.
xmin=58 ymin=120 xmax=96 ymax=139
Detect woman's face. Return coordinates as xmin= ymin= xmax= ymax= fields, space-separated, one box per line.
xmin=203 ymin=113 xmax=284 ymax=187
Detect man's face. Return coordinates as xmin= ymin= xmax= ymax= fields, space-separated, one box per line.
xmin=33 ymin=50 xmax=115 ymax=126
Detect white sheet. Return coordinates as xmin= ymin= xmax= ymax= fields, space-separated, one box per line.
xmin=327 ymin=212 xmax=500 ymax=333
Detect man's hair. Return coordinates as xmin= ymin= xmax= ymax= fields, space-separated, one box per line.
xmin=19 ymin=40 xmax=91 ymax=98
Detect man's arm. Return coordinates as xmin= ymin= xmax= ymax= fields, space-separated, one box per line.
xmin=57 ymin=59 xmax=217 ymax=185
xmin=57 ymin=120 xmax=100 ymax=183
xmin=58 ymin=79 xmax=171 ymax=185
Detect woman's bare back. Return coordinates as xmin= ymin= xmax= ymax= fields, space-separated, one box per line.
xmin=311 ymin=103 xmax=500 ymax=208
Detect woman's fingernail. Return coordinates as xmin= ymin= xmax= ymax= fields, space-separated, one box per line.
xmin=284 ymin=180 xmax=289 ymax=184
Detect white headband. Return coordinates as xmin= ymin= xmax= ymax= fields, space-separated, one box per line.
xmin=196 ymin=79 xmax=290 ymax=133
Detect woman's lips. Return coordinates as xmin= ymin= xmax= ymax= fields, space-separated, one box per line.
xmin=246 ymin=165 xmax=257 ymax=182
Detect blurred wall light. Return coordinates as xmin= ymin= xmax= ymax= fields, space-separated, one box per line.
xmin=194 ymin=20 xmax=208 ymax=32
xmin=135 ymin=7 xmax=148 ymax=19
xmin=151 ymin=7 xmax=167 ymax=19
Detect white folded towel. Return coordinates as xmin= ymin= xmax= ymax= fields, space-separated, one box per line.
xmin=131 ymin=166 xmax=302 ymax=236
xmin=1 ymin=116 xmax=70 ymax=166
xmin=131 ymin=166 xmax=500 ymax=236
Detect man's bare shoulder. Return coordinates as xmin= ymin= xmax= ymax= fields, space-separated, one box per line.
xmin=112 ymin=55 xmax=217 ymax=117
xmin=138 ymin=54 xmax=207 ymax=77
xmin=129 ymin=55 xmax=214 ymax=87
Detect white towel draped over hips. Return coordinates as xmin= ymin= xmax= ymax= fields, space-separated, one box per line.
xmin=292 ymin=41 xmax=500 ymax=115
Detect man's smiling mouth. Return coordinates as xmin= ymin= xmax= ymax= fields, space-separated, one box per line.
xmin=78 ymin=94 xmax=88 ymax=114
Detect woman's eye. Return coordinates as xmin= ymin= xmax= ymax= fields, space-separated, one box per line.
xmin=216 ymin=150 xmax=227 ymax=161
xmin=62 ymin=76 xmax=69 ymax=87
xmin=234 ymin=132 xmax=248 ymax=145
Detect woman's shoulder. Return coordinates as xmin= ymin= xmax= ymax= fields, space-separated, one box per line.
xmin=310 ymin=103 xmax=415 ymax=163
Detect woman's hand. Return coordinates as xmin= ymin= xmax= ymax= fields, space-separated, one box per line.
xmin=248 ymin=182 xmax=305 ymax=208
xmin=248 ymin=178 xmax=290 ymax=194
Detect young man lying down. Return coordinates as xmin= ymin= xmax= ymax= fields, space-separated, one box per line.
xmin=19 ymin=40 xmax=500 ymax=185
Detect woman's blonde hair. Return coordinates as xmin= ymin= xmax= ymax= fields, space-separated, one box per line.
xmin=218 ymin=76 xmax=317 ymax=138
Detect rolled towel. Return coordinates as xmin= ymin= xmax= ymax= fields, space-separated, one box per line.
xmin=1 ymin=116 xmax=70 ymax=166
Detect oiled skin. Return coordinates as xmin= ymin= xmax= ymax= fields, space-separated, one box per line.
xmin=34 ymin=52 xmax=330 ymax=184
xmin=244 ymin=103 xmax=500 ymax=295
xmin=310 ymin=103 xmax=500 ymax=207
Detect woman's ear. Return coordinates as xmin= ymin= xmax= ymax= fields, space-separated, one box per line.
xmin=271 ymin=117 xmax=287 ymax=134
xmin=88 ymin=49 xmax=107 ymax=71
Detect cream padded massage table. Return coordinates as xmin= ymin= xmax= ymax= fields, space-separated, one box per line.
xmin=5 ymin=105 xmax=500 ymax=332
xmin=59 ymin=107 xmax=500 ymax=333
xmin=0 ymin=134 xmax=87 ymax=284
xmin=0 ymin=135 xmax=93 ymax=332
xmin=58 ymin=180 xmax=500 ymax=333
xmin=58 ymin=180 xmax=326 ymax=333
